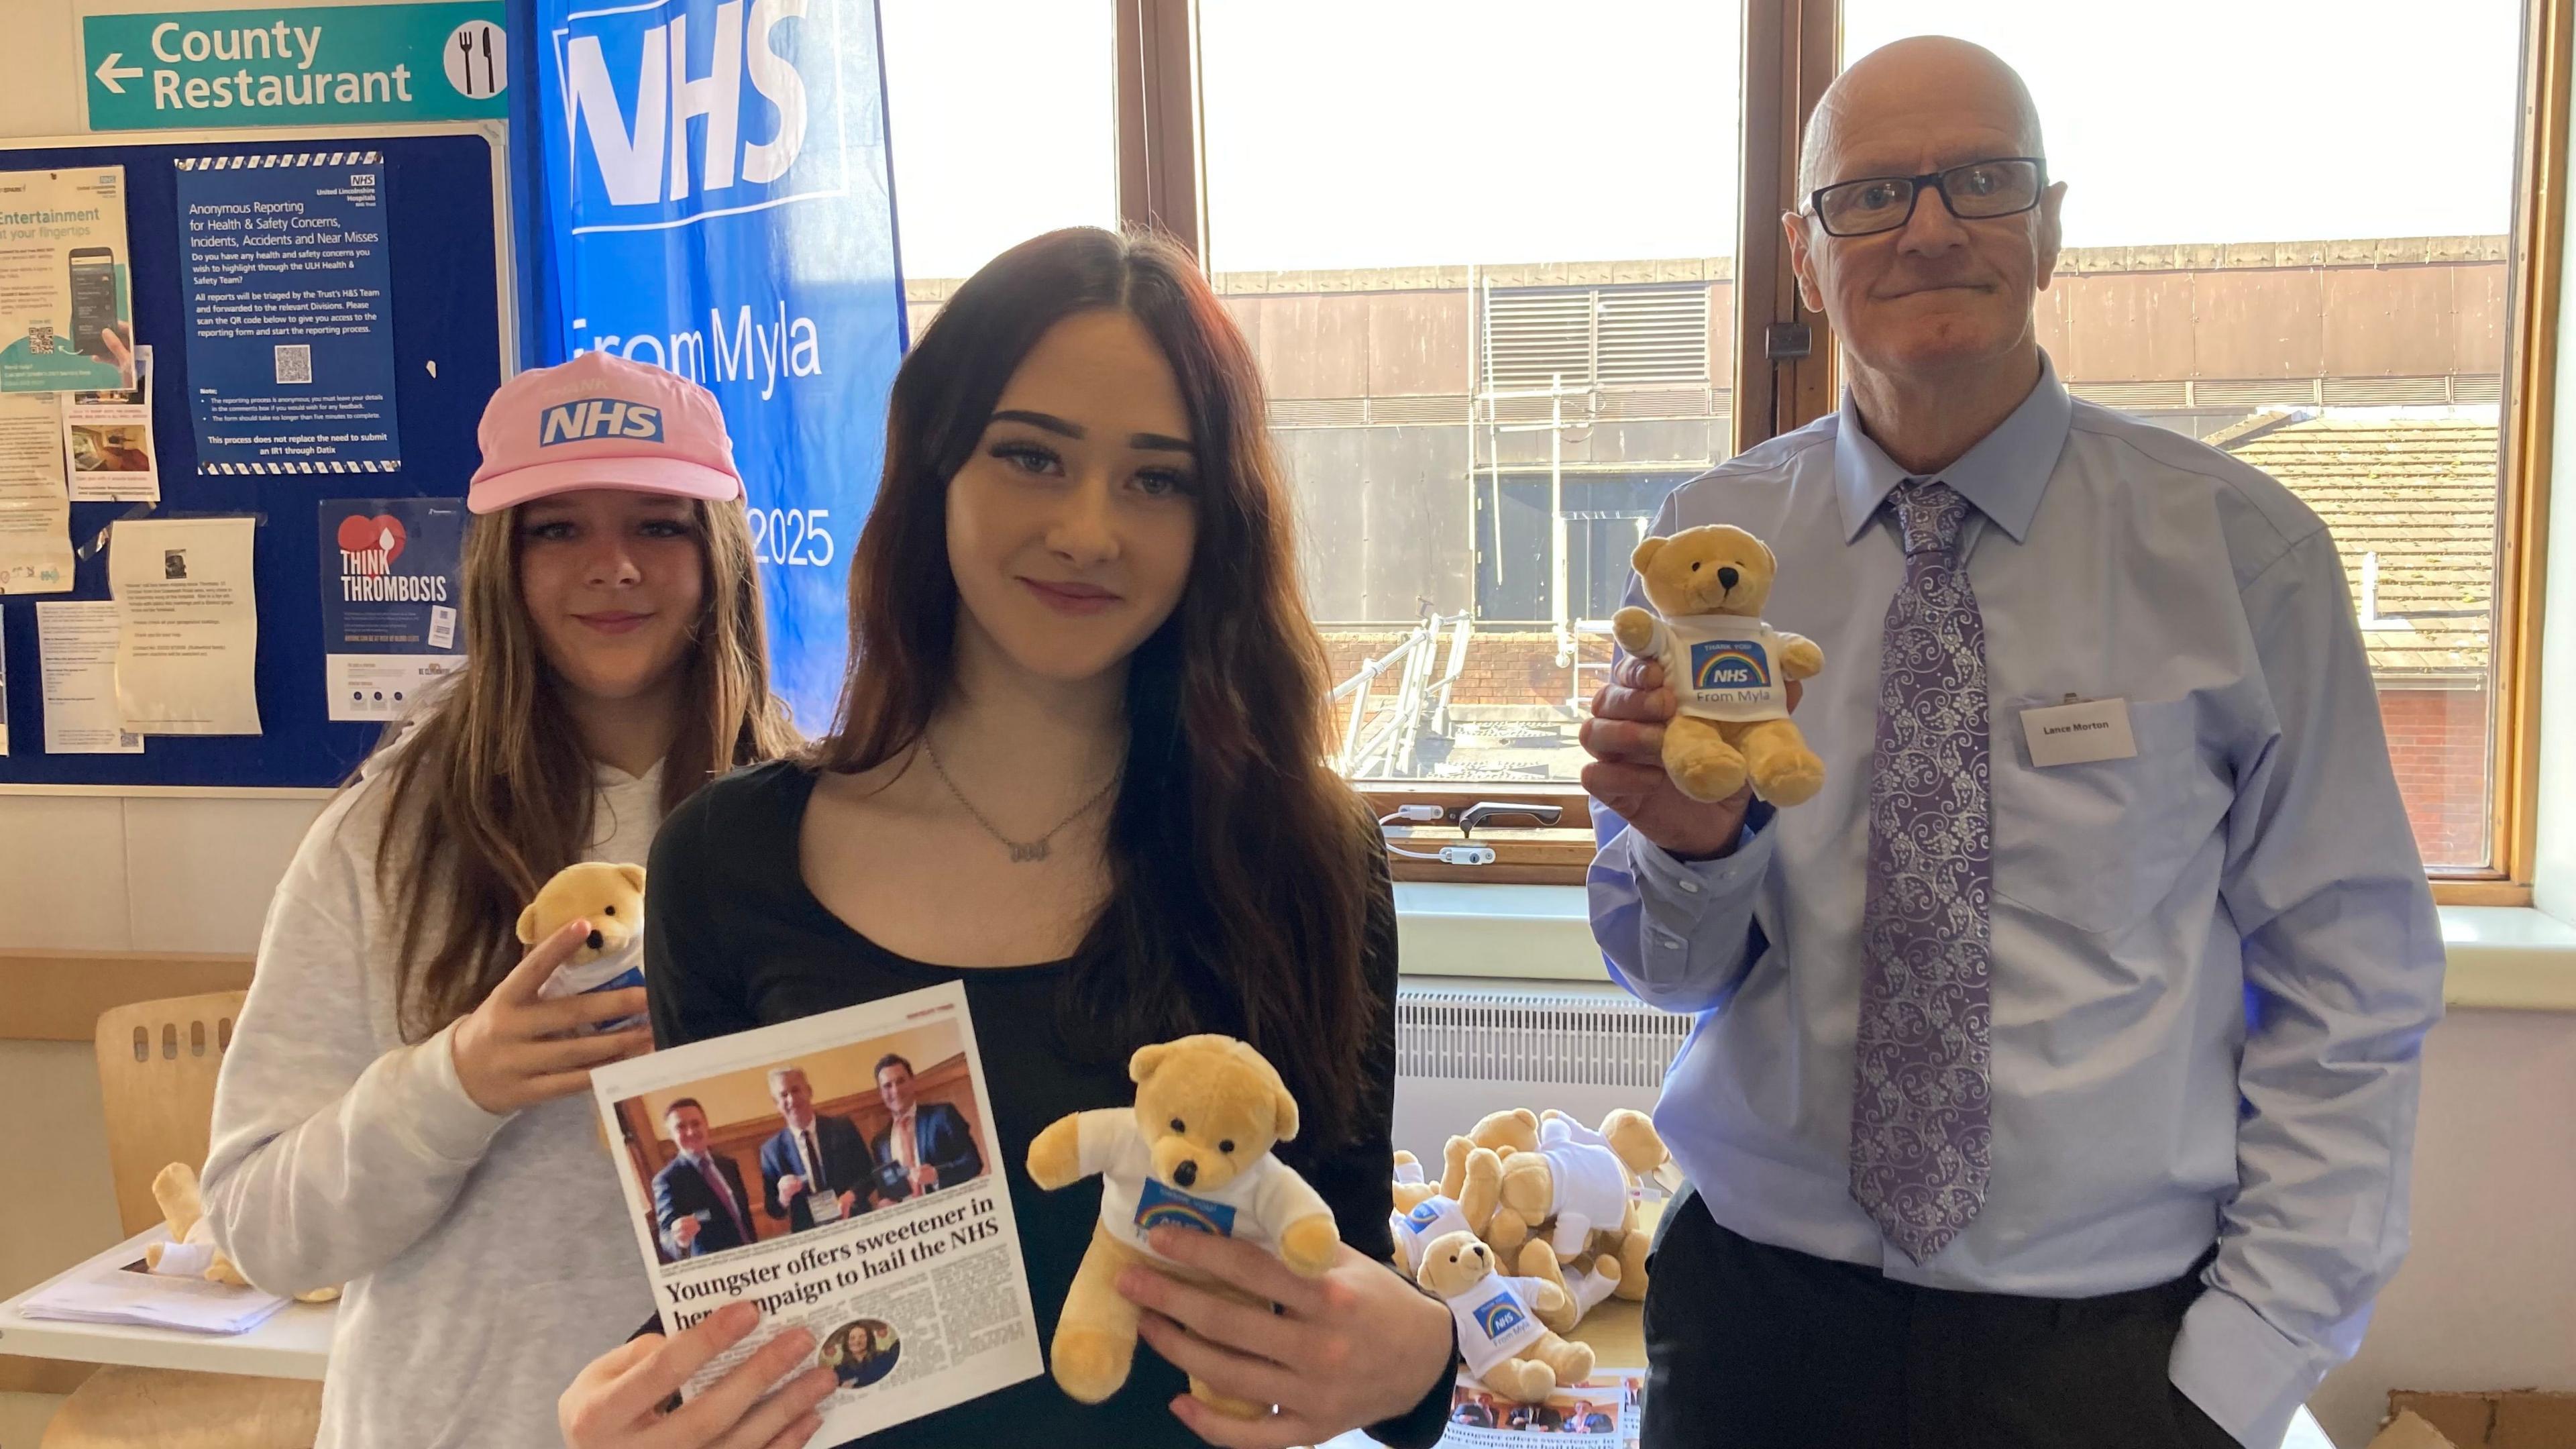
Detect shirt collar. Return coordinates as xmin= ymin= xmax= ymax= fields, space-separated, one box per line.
xmin=1833 ymin=350 xmax=2071 ymax=545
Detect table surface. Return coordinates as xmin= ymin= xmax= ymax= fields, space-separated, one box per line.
xmin=0 ymin=1228 xmax=334 ymax=1381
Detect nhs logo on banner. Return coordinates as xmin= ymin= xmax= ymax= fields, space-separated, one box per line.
xmin=553 ymin=0 xmax=850 ymax=233
xmin=536 ymin=0 xmax=906 ymax=734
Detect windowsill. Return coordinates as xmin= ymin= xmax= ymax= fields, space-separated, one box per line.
xmin=1393 ymin=884 xmax=2576 ymax=1012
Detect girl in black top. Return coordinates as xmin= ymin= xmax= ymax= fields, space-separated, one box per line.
xmin=557 ymin=229 xmax=1458 ymax=1449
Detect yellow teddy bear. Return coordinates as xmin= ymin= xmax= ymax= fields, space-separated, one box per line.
xmin=144 ymin=1163 xmax=339 ymax=1303
xmin=517 ymin=861 xmax=649 ymax=1032
xmin=1027 ymin=1035 xmax=1340 ymax=1419
xmin=1415 ymin=1230 xmax=1594 ymax=1403
xmin=1611 ymin=523 xmax=1826 ymax=805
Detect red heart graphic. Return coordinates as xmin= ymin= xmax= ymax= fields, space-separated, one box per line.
xmin=335 ymin=514 xmax=406 ymax=564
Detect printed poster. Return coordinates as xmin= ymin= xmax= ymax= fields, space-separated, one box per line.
xmin=107 ymin=515 xmax=261 ymax=735
xmin=64 ymin=343 xmax=159 ymax=502
xmin=321 ymin=497 xmax=466 ymax=720
xmin=38 ymin=600 xmax=142 ymax=753
xmin=0 ymin=168 xmax=133 ymax=394
xmin=0 ymin=388 xmax=72 ymax=594
xmin=176 ymin=152 xmax=401 ymax=474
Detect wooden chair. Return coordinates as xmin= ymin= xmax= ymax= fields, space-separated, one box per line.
xmin=40 ymin=993 xmax=323 ymax=1449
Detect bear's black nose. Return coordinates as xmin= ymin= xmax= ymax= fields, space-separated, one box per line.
xmin=586 ymin=929 xmax=604 ymax=951
xmin=1717 ymin=566 xmax=1739 ymax=590
xmin=1173 ymin=1160 xmax=1198 ymax=1189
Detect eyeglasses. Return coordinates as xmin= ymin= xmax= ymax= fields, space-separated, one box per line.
xmin=1806 ymin=157 xmax=2048 ymax=238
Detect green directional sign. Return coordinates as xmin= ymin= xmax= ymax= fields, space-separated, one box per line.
xmin=84 ymin=3 xmax=508 ymax=131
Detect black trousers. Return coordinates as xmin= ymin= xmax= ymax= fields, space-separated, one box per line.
xmin=1641 ymin=1189 xmax=2240 ymax=1449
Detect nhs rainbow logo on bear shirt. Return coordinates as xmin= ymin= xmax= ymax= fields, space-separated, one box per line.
xmin=1470 ymin=1293 xmax=1527 ymax=1340
xmin=1690 ymin=638 xmax=1772 ymax=691
xmin=1135 ymin=1179 xmax=1238 ymax=1238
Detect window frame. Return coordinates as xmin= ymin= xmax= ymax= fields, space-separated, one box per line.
xmin=1124 ymin=0 xmax=2565 ymax=900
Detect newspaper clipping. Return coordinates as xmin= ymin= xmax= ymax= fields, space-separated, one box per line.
xmin=591 ymin=981 xmax=1043 ymax=1440
xmin=1437 ymin=1371 xmax=1644 ymax=1445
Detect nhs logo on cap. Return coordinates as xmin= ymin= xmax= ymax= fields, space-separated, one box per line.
xmin=541 ymin=398 xmax=665 ymax=445
xmin=548 ymin=0 xmax=852 ymax=235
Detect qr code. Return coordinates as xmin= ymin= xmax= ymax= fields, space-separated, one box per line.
xmin=274 ymin=344 xmax=313 ymax=384
xmin=26 ymin=323 xmax=53 ymax=354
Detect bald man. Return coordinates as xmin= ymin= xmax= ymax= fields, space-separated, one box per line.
xmin=1582 ymin=36 xmax=2442 ymax=1449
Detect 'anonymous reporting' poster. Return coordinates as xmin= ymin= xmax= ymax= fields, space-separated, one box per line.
xmin=176 ymin=152 xmax=401 ymax=473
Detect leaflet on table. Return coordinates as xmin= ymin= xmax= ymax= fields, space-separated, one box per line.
xmin=0 ymin=167 xmax=134 ymax=394
xmin=590 ymin=981 xmax=1042 ymax=1443
xmin=17 ymin=1227 xmax=288 ymax=1335
xmin=38 ymin=600 xmax=141 ymax=753
xmin=64 ymin=343 xmax=158 ymax=502
xmin=108 ymin=516 xmax=261 ymax=735
xmin=320 ymin=498 xmax=466 ymax=720
xmin=0 ymin=388 xmax=70 ymax=594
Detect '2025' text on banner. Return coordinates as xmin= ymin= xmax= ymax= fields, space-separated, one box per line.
xmin=535 ymin=0 xmax=905 ymax=732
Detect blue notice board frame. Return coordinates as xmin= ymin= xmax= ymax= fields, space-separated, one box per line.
xmin=0 ymin=123 xmax=512 ymax=790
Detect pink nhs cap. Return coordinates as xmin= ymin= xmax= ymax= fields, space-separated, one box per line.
xmin=467 ymin=350 xmax=741 ymax=515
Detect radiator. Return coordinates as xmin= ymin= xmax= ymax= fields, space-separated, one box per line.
xmin=1389 ymin=977 xmax=1691 ymax=1165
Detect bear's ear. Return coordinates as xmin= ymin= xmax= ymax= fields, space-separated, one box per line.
xmin=1271 ymin=1084 xmax=1301 ymax=1144
xmin=515 ymin=901 xmax=543 ymax=947
xmin=617 ymin=863 xmax=647 ymax=894
xmin=1128 ymin=1041 xmax=1175 ymax=1085
xmin=1756 ymin=535 xmax=1777 ymax=572
xmin=1630 ymin=535 xmax=1667 ymax=572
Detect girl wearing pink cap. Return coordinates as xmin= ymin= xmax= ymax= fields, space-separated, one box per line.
xmin=201 ymin=352 xmax=797 ymax=1449
xmin=559 ymin=229 xmax=1458 ymax=1449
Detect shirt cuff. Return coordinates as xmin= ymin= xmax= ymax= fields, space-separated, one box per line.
xmin=1625 ymin=806 xmax=1776 ymax=926
xmin=2169 ymin=1287 xmax=2320 ymax=1449
xmin=369 ymin=1018 xmax=515 ymax=1165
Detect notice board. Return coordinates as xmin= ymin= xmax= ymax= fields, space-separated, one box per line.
xmin=0 ymin=122 xmax=509 ymax=790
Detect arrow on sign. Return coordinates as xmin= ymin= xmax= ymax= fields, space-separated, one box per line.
xmin=93 ymin=52 xmax=145 ymax=93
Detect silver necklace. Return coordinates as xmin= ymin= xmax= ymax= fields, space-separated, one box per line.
xmin=920 ymin=733 xmax=1120 ymax=864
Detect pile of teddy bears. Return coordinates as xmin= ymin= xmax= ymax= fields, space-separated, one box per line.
xmin=1388 ymin=1107 xmax=1670 ymax=1403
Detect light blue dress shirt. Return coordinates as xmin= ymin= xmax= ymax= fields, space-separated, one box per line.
xmin=1589 ymin=356 xmax=2446 ymax=1449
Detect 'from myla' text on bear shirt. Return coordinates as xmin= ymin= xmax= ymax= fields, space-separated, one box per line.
xmin=1639 ymin=614 xmax=1792 ymax=723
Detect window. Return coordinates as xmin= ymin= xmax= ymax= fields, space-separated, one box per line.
xmin=879 ymin=0 xmax=1117 ymax=339
xmin=1835 ymin=0 xmax=2529 ymax=873
xmin=1200 ymin=0 xmax=1744 ymax=803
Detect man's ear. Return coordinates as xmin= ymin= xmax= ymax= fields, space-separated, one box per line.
xmin=1783 ymin=211 xmax=1827 ymax=315
xmin=2035 ymin=180 xmax=2068 ymax=292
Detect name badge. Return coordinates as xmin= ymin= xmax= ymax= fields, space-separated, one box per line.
xmin=806 ymin=1186 xmax=844 ymax=1224
xmin=2021 ymin=696 xmax=2137 ymax=767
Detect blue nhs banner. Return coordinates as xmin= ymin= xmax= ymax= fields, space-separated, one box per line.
xmin=535 ymin=0 xmax=905 ymax=731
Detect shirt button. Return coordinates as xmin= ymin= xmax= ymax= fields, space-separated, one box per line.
xmin=1679 ymin=879 xmax=1701 ymax=894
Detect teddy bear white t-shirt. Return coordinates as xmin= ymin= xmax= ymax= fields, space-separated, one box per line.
xmin=1436 ymin=1273 xmax=1552 ymax=1377
xmin=1390 ymin=1194 xmax=1473 ymax=1274
xmin=535 ymin=937 xmax=647 ymax=1033
xmin=1633 ymin=614 xmax=1792 ymax=723
xmin=1079 ymin=1114 xmax=1330 ymax=1267
xmin=1532 ymin=1123 xmax=1635 ymax=1256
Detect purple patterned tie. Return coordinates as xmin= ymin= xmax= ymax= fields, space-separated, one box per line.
xmin=1849 ymin=479 xmax=1993 ymax=1264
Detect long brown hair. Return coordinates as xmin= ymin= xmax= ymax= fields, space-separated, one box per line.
xmin=380 ymin=496 xmax=798 ymax=1040
xmin=816 ymin=227 xmax=1383 ymax=1138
